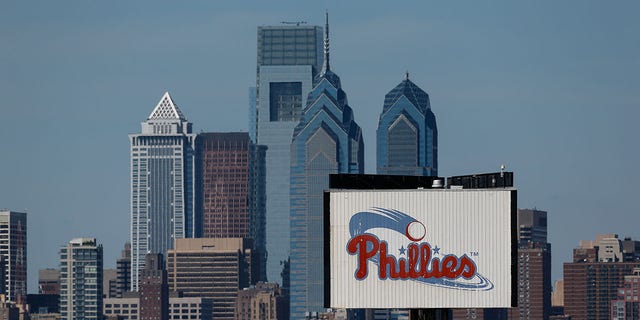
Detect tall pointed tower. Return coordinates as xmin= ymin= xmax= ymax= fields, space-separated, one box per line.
xmin=289 ymin=13 xmax=364 ymax=319
xmin=377 ymin=73 xmax=438 ymax=176
xmin=129 ymin=92 xmax=198 ymax=291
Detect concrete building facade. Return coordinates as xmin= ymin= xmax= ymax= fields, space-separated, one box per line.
xmin=167 ymin=238 xmax=253 ymax=320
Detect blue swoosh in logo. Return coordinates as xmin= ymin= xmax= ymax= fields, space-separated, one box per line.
xmin=348 ymin=207 xmax=494 ymax=291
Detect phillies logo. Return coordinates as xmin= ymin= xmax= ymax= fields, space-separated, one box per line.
xmin=346 ymin=207 xmax=493 ymax=290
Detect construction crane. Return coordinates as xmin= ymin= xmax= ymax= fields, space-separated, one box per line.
xmin=281 ymin=21 xmax=307 ymax=26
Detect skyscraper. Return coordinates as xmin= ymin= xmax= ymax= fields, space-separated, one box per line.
xmin=373 ymin=76 xmax=437 ymax=320
xmin=453 ymin=209 xmax=551 ymax=320
xmin=0 ymin=210 xmax=27 ymax=303
xmin=507 ymin=211 xmax=551 ymax=320
xmin=254 ymin=23 xmax=324 ymax=283
xmin=59 ymin=238 xmax=103 ymax=320
xmin=196 ymin=132 xmax=267 ymax=280
xmin=289 ymin=14 xmax=364 ymax=319
xmin=376 ymin=74 xmax=437 ymax=176
xmin=129 ymin=92 xmax=198 ymax=291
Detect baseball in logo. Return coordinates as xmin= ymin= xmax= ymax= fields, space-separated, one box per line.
xmin=346 ymin=207 xmax=494 ymax=290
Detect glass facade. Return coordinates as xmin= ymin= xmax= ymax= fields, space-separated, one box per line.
xmin=129 ymin=92 xmax=197 ymax=291
xmin=0 ymin=210 xmax=27 ymax=303
xmin=196 ymin=132 xmax=267 ymax=281
xmin=376 ymin=77 xmax=438 ymax=176
xmin=254 ymin=25 xmax=323 ymax=284
xmin=289 ymin=50 xmax=364 ymax=319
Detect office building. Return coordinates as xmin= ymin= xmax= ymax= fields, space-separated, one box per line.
xmin=517 ymin=209 xmax=548 ymax=244
xmin=453 ymin=209 xmax=551 ymax=320
xmin=376 ymin=74 xmax=438 ymax=176
xmin=167 ymin=238 xmax=253 ymax=320
xmin=129 ymin=92 xmax=198 ymax=291
xmin=237 ymin=282 xmax=287 ymax=320
xmin=38 ymin=269 xmax=60 ymax=295
xmin=564 ymin=234 xmax=640 ymax=320
xmin=0 ymin=210 xmax=26 ymax=303
xmin=104 ymin=269 xmax=117 ymax=298
xmin=507 ymin=209 xmax=551 ymax=320
xmin=196 ymin=132 xmax=267 ymax=281
xmin=289 ymin=14 xmax=364 ymax=319
xmin=139 ymin=254 xmax=168 ymax=320
xmin=372 ymin=75 xmax=438 ymax=320
xmin=116 ymin=243 xmax=132 ymax=298
xmin=26 ymin=294 xmax=59 ymax=314
xmin=104 ymin=296 xmax=213 ymax=320
xmin=254 ymin=23 xmax=324 ymax=283
xmin=60 ymin=238 xmax=103 ymax=320
xmin=611 ymin=268 xmax=640 ymax=320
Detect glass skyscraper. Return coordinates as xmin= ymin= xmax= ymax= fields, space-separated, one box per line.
xmin=196 ymin=132 xmax=267 ymax=281
xmin=254 ymin=24 xmax=324 ymax=283
xmin=129 ymin=92 xmax=197 ymax=291
xmin=289 ymin=14 xmax=364 ymax=319
xmin=377 ymin=74 xmax=438 ymax=176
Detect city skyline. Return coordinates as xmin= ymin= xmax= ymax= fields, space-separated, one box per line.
xmin=1 ymin=1 xmax=639 ymax=294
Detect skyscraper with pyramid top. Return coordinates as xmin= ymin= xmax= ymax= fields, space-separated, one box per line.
xmin=129 ymin=92 xmax=198 ymax=291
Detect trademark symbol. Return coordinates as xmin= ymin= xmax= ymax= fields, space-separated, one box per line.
xmin=470 ymin=251 xmax=479 ymax=256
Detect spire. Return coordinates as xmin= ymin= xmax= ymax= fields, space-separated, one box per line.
xmin=405 ymin=70 xmax=410 ymax=81
xmin=321 ymin=11 xmax=330 ymax=75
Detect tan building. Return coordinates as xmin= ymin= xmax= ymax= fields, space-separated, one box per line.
xmin=237 ymin=282 xmax=286 ymax=320
xmin=37 ymin=269 xmax=60 ymax=295
xmin=167 ymin=238 xmax=253 ymax=320
xmin=103 ymin=296 xmax=213 ymax=320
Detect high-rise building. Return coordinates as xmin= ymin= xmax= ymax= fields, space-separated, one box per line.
xmin=376 ymin=74 xmax=437 ymax=176
xmin=289 ymin=14 xmax=364 ymax=319
xmin=507 ymin=209 xmax=551 ymax=320
xmin=60 ymin=238 xmax=103 ymax=320
xmin=0 ymin=210 xmax=27 ymax=303
xmin=116 ymin=242 xmax=131 ymax=298
xmin=167 ymin=238 xmax=254 ymax=320
xmin=254 ymin=23 xmax=324 ymax=284
xmin=518 ymin=209 xmax=548 ymax=244
xmin=139 ymin=254 xmax=168 ymax=320
xmin=564 ymin=234 xmax=640 ymax=320
xmin=129 ymin=92 xmax=198 ymax=291
xmin=196 ymin=132 xmax=267 ymax=281
xmin=453 ymin=209 xmax=551 ymax=320
xmin=38 ymin=269 xmax=60 ymax=295
xmin=371 ymin=75 xmax=438 ymax=320
xmin=611 ymin=268 xmax=640 ymax=320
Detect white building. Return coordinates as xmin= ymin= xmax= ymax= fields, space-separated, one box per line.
xmin=129 ymin=92 xmax=197 ymax=291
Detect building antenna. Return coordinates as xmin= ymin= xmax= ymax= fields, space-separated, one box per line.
xmin=321 ymin=10 xmax=330 ymax=75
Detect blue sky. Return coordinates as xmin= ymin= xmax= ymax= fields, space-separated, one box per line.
xmin=1 ymin=1 xmax=639 ymax=293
